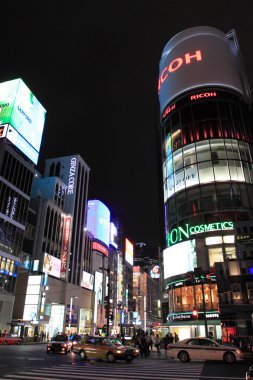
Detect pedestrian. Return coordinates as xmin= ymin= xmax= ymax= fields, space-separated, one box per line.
xmin=174 ymin=332 xmax=179 ymax=343
xmin=155 ymin=334 xmax=161 ymax=354
xmin=150 ymin=332 xmax=155 ymax=351
xmin=169 ymin=332 xmax=174 ymax=344
xmin=145 ymin=332 xmax=151 ymax=356
xmin=164 ymin=333 xmax=169 ymax=358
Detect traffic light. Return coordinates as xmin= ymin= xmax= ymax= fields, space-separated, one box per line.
xmin=192 ymin=309 xmax=198 ymax=319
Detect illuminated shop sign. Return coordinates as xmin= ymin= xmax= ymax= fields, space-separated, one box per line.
xmin=158 ymin=50 xmax=202 ymax=92
xmin=169 ymin=311 xmax=219 ymax=322
xmin=92 ymin=241 xmax=108 ymax=256
xmin=190 ymin=91 xmax=217 ymax=101
xmin=60 ymin=215 xmax=72 ymax=276
xmin=67 ymin=157 xmax=77 ymax=195
xmin=167 ymin=221 xmax=234 ymax=247
xmin=162 ymin=103 xmax=176 ymax=120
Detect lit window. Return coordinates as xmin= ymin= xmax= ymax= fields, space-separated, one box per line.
xmin=205 ymin=236 xmax=222 ymax=245
xmin=223 ymin=235 xmax=235 ymax=244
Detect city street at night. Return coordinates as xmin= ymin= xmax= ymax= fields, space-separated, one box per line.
xmin=0 ymin=343 xmax=252 ymax=380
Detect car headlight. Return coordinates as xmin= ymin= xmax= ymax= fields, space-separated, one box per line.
xmin=134 ymin=349 xmax=139 ymax=353
xmin=116 ymin=350 xmax=123 ymax=354
xmin=236 ymin=349 xmax=242 ymax=355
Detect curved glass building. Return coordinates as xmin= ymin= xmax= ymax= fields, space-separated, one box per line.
xmin=159 ymin=26 xmax=253 ymax=340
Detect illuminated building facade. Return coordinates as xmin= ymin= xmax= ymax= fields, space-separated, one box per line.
xmin=0 ymin=79 xmax=46 ymax=333
xmin=159 ymin=27 xmax=253 ymax=340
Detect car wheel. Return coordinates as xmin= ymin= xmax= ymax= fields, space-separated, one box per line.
xmin=125 ymin=356 xmax=132 ymax=363
xmin=106 ymin=352 xmax=116 ymax=363
xmin=224 ymin=351 xmax=236 ymax=364
xmin=47 ymin=350 xmax=50 ymax=354
xmin=178 ymin=351 xmax=190 ymax=362
xmin=80 ymin=350 xmax=87 ymax=360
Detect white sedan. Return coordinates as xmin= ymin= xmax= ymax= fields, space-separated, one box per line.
xmin=167 ymin=337 xmax=244 ymax=364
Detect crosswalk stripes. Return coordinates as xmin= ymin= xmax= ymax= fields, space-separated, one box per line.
xmin=0 ymin=361 xmax=206 ymax=380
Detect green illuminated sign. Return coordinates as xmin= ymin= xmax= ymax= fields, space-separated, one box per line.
xmin=167 ymin=221 xmax=234 ymax=247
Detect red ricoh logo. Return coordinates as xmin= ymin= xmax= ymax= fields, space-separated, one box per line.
xmin=190 ymin=91 xmax=217 ymax=101
xmin=158 ymin=50 xmax=202 ymax=93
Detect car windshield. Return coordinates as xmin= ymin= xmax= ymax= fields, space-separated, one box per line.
xmin=52 ymin=335 xmax=68 ymax=342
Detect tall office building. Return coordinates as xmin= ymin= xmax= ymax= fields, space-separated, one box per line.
xmin=159 ymin=27 xmax=253 ymax=339
xmin=44 ymin=155 xmax=91 ymax=285
xmin=0 ymin=78 xmax=46 ymax=331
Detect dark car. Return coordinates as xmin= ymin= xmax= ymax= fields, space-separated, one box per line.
xmin=47 ymin=334 xmax=72 ymax=354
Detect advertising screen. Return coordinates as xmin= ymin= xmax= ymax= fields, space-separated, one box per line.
xmin=81 ymin=270 xmax=94 ymax=290
xmin=159 ymin=26 xmax=245 ymax=114
xmin=125 ymin=238 xmax=133 ymax=266
xmin=87 ymin=200 xmax=110 ymax=247
xmin=0 ymin=78 xmax=46 ymax=164
xmin=109 ymin=222 xmax=118 ymax=249
xmin=150 ymin=265 xmax=160 ymax=279
xmin=42 ymin=253 xmax=61 ymax=278
xmin=163 ymin=239 xmax=197 ymax=279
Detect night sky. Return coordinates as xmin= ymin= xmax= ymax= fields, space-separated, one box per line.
xmin=1 ymin=1 xmax=253 ymax=248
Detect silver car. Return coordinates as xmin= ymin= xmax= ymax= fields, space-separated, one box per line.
xmin=167 ymin=337 xmax=244 ymax=364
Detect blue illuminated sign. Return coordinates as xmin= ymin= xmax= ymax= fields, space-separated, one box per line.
xmin=87 ymin=200 xmax=110 ymax=247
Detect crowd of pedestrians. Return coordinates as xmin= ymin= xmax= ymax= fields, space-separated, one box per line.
xmin=131 ymin=330 xmax=179 ymax=358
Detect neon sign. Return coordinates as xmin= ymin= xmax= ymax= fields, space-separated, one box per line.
xmin=158 ymin=50 xmax=202 ymax=93
xmin=190 ymin=91 xmax=217 ymax=101
xmin=162 ymin=103 xmax=176 ymax=119
xmin=167 ymin=221 xmax=234 ymax=246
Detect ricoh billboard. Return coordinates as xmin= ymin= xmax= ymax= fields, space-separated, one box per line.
xmin=0 ymin=78 xmax=46 ymax=164
xmin=158 ymin=26 xmax=246 ymax=115
xmin=87 ymin=200 xmax=110 ymax=248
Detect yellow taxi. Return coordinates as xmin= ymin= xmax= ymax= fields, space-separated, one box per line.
xmin=72 ymin=335 xmax=134 ymax=363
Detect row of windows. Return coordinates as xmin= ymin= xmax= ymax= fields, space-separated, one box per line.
xmin=164 ymin=139 xmax=252 ymax=170
xmin=161 ymin=99 xmax=252 ymax=153
xmin=42 ymin=207 xmax=64 ymax=260
xmin=168 ymin=283 xmax=218 ymax=314
xmin=0 ymin=181 xmax=29 ymax=225
xmin=164 ymin=159 xmax=253 ymax=201
xmin=165 ymin=183 xmax=253 ymax=231
xmin=0 ymin=151 xmax=34 ymax=195
xmin=0 ymin=219 xmax=24 ymax=257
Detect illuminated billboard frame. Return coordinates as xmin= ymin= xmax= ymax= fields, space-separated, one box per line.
xmin=125 ymin=238 xmax=133 ymax=266
xmin=0 ymin=78 xmax=46 ymax=164
xmin=163 ymin=239 xmax=197 ymax=279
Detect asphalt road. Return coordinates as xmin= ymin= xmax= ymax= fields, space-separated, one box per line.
xmin=0 ymin=344 xmax=252 ymax=379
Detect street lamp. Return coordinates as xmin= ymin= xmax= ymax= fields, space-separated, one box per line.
xmin=68 ymin=296 xmax=78 ymax=332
